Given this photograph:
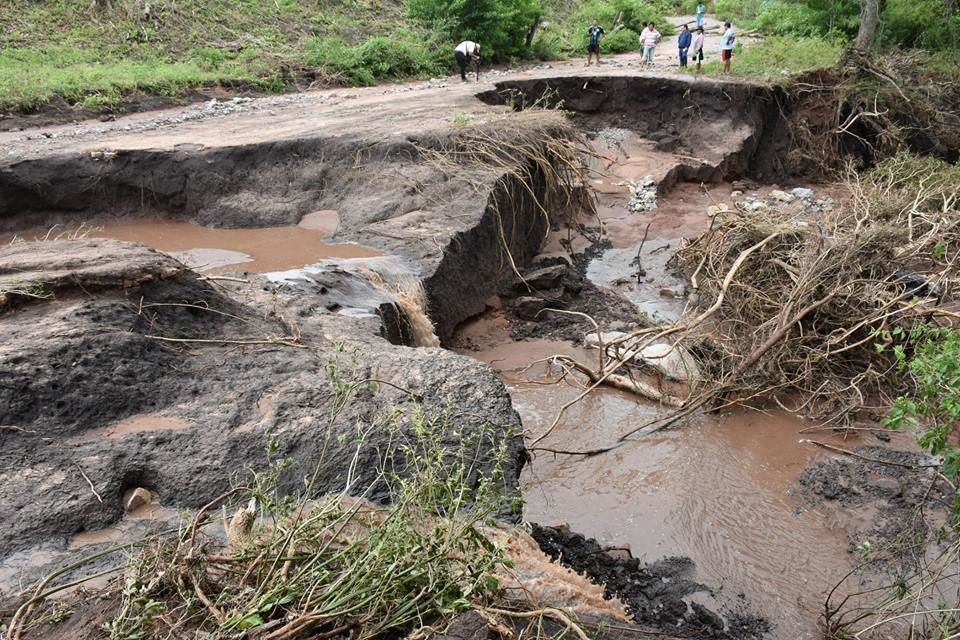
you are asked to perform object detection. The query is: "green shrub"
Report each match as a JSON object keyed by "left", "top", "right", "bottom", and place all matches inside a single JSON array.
[
  {"left": 530, "top": 29, "right": 567, "bottom": 60},
  {"left": 881, "top": 0, "right": 960, "bottom": 50},
  {"left": 570, "top": 0, "right": 673, "bottom": 37},
  {"left": 305, "top": 30, "right": 446, "bottom": 85},
  {"left": 602, "top": 27, "right": 641, "bottom": 53},
  {"left": 406, "top": 0, "right": 543, "bottom": 59},
  {"left": 885, "top": 325, "right": 960, "bottom": 523}
]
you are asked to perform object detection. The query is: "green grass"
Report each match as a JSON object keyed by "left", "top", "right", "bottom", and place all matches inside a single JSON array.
[
  {"left": 0, "top": 0, "right": 433, "bottom": 112},
  {"left": 693, "top": 35, "right": 843, "bottom": 81}
]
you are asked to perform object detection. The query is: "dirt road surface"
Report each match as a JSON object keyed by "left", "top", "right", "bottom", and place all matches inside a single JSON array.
[{"left": 0, "top": 16, "right": 756, "bottom": 164}]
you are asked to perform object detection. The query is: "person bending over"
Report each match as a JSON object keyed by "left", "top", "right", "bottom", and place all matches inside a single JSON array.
[{"left": 454, "top": 40, "right": 480, "bottom": 82}]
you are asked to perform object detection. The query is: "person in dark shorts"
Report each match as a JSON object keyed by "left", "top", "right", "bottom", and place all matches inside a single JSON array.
[
  {"left": 454, "top": 40, "right": 480, "bottom": 82},
  {"left": 720, "top": 21, "right": 735, "bottom": 73},
  {"left": 586, "top": 19, "right": 605, "bottom": 65}
]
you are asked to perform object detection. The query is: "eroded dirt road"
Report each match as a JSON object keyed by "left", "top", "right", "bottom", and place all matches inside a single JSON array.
[{"left": 0, "top": 17, "right": 754, "bottom": 163}]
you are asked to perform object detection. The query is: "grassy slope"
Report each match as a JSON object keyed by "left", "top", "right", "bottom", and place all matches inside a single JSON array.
[{"left": 0, "top": 0, "right": 418, "bottom": 111}]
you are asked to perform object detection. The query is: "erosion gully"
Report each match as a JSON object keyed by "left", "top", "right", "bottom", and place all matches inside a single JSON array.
[
  {"left": 0, "top": 76, "right": 917, "bottom": 638},
  {"left": 7, "top": 151, "right": 891, "bottom": 640}
]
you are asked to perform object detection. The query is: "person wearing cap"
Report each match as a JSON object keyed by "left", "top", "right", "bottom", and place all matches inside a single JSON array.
[{"left": 454, "top": 40, "right": 480, "bottom": 82}]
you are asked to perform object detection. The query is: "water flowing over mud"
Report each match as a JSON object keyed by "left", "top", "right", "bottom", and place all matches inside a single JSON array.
[{"left": 455, "top": 319, "right": 917, "bottom": 639}]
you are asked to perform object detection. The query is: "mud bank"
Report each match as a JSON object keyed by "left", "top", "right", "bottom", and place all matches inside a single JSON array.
[
  {"left": 0, "top": 114, "right": 575, "bottom": 340},
  {"left": 478, "top": 76, "right": 790, "bottom": 184}
]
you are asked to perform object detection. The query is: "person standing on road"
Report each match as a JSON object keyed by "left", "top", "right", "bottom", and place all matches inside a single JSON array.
[
  {"left": 677, "top": 24, "right": 692, "bottom": 67},
  {"left": 691, "top": 26, "right": 705, "bottom": 72},
  {"left": 454, "top": 40, "right": 480, "bottom": 82},
  {"left": 586, "top": 19, "right": 605, "bottom": 65},
  {"left": 720, "top": 21, "right": 735, "bottom": 74},
  {"left": 640, "top": 21, "right": 661, "bottom": 66},
  {"left": 695, "top": 2, "right": 707, "bottom": 29}
]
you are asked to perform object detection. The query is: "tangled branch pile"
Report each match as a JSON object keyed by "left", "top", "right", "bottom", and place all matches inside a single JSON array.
[
  {"left": 543, "top": 153, "right": 960, "bottom": 445},
  {"left": 789, "top": 51, "right": 960, "bottom": 173},
  {"left": 673, "top": 153, "right": 960, "bottom": 426}
]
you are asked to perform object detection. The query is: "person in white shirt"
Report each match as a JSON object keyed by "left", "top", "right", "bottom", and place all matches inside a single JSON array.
[
  {"left": 720, "top": 22, "right": 735, "bottom": 74},
  {"left": 639, "top": 22, "right": 661, "bottom": 66},
  {"left": 691, "top": 26, "right": 705, "bottom": 72},
  {"left": 454, "top": 41, "right": 480, "bottom": 82}
]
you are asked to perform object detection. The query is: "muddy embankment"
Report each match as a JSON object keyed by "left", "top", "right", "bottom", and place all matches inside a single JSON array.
[
  {"left": 0, "top": 76, "right": 806, "bottom": 638},
  {"left": 478, "top": 75, "right": 791, "bottom": 184}
]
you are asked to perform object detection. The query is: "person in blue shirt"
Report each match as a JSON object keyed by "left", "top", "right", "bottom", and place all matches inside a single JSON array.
[
  {"left": 720, "top": 21, "right": 735, "bottom": 74},
  {"left": 677, "top": 24, "right": 692, "bottom": 67}
]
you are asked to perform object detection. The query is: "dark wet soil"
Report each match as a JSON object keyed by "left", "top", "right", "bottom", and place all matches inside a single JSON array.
[
  {"left": 798, "top": 446, "right": 954, "bottom": 559},
  {"left": 531, "top": 525, "right": 769, "bottom": 640}
]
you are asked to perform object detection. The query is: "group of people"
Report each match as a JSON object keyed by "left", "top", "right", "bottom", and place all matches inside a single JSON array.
[
  {"left": 587, "top": 12, "right": 737, "bottom": 74},
  {"left": 453, "top": 8, "right": 737, "bottom": 83}
]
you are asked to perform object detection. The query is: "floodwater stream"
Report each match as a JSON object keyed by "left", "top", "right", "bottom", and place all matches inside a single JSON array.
[
  {"left": 454, "top": 318, "right": 911, "bottom": 639},
  {"left": 452, "top": 131, "right": 908, "bottom": 638}
]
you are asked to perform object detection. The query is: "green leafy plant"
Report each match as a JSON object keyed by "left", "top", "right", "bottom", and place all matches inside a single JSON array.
[
  {"left": 406, "top": 0, "right": 543, "bottom": 58},
  {"left": 884, "top": 326, "right": 960, "bottom": 523}
]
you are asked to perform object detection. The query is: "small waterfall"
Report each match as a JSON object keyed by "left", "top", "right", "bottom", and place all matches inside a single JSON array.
[{"left": 355, "top": 257, "right": 440, "bottom": 348}]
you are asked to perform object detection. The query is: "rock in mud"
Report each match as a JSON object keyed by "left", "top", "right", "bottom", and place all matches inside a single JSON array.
[
  {"left": 768, "top": 189, "right": 795, "bottom": 203},
  {"left": 124, "top": 488, "right": 152, "bottom": 513},
  {"left": 797, "top": 446, "right": 954, "bottom": 565},
  {"left": 515, "top": 264, "right": 568, "bottom": 291},
  {"left": 0, "top": 239, "right": 525, "bottom": 577},
  {"left": 513, "top": 295, "right": 548, "bottom": 320}
]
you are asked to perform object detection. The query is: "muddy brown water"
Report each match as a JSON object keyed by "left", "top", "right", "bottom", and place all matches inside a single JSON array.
[
  {"left": 5, "top": 216, "right": 379, "bottom": 273},
  {"left": 455, "top": 324, "right": 914, "bottom": 638}
]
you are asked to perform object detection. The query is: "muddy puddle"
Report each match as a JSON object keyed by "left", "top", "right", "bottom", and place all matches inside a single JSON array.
[
  {"left": 454, "top": 303, "right": 912, "bottom": 639},
  {"left": 5, "top": 215, "right": 379, "bottom": 273}
]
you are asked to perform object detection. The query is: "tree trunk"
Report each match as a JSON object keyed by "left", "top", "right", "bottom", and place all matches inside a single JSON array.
[{"left": 856, "top": 0, "right": 880, "bottom": 51}]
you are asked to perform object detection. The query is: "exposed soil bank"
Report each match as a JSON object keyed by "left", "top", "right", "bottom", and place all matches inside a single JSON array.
[
  {"left": 478, "top": 76, "right": 789, "bottom": 183},
  {"left": 0, "top": 114, "right": 572, "bottom": 341}
]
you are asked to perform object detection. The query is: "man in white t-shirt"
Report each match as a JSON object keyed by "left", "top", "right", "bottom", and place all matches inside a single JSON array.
[
  {"left": 639, "top": 22, "right": 661, "bottom": 66},
  {"left": 454, "top": 41, "right": 480, "bottom": 82},
  {"left": 720, "top": 22, "right": 735, "bottom": 74}
]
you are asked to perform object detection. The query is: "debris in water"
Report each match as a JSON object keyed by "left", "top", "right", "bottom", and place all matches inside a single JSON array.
[{"left": 624, "top": 175, "right": 658, "bottom": 212}]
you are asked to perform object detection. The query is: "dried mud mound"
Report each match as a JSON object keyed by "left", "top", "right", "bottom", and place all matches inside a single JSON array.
[{"left": 0, "top": 239, "right": 525, "bottom": 574}]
